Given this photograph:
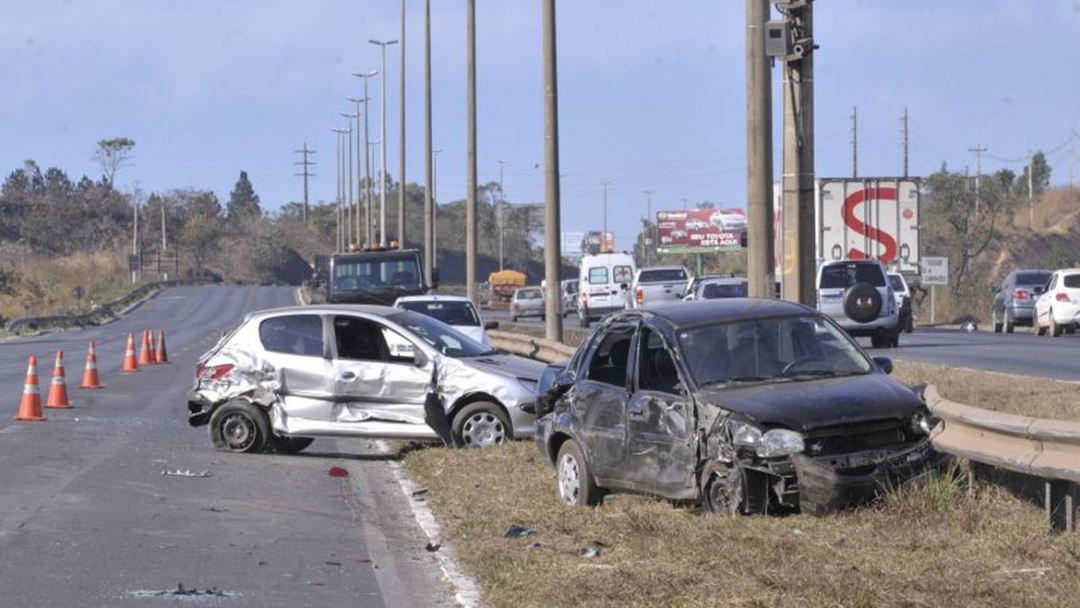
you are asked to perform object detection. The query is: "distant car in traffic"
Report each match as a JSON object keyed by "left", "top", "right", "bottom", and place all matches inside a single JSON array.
[
  {"left": 1033, "top": 268, "right": 1080, "bottom": 337},
  {"left": 683, "top": 276, "right": 748, "bottom": 300},
  {"left": 816, "top": 259, "right": 900, "bottom": 348},
  {"left": 187, "top": 305, "right": 543, "bottom": 452},
  {"left": 533, "top": 299, "right": 948, "bottom": 515},
  {"left": 394, "top": 294, "right": 497, "bottom": 346},
  {"left": 992, "top": 268, "right": 1053, "bottom": 333},
  {"left": 510, "top": 286, "right": 546, "bottom": 322},
  {"left": 887, "top": 272, "right": 914, "bottom": 333},
  {"left": 631, "top": 265, "right": 691, "bottom": 308}
]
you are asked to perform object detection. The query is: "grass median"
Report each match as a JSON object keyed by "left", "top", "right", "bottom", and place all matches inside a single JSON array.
[{"left": 402, "top": 361, "right": 1080, "bottom": 607}]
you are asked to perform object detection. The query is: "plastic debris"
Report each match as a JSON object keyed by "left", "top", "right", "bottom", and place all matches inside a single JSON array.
[
  {"left": 162, "top": 470, "right": 212, "bottom": 478},
  {"left": 503, "top": 525, "right": 538, "bottom": 538},
  {"left": 328, "top": 466, "right": 349, "bottom": 478}
]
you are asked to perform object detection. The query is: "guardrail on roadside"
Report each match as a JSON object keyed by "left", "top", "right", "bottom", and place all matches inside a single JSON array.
[
  {"left": 489, "top": 330, "right": 576, "bottom": 363},
  {"left": 926, "top": 384, "right": 1079, "bottom": 533}
]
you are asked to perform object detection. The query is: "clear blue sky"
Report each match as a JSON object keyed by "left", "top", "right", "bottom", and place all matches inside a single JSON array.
[{"left": 3, "top": 1, "right": 1078, "bottom": 252}]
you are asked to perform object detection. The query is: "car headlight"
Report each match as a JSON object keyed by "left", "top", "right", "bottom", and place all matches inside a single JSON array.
[
  {"left": 732, "top": 422, "right": 804, "bottom": 458},
  {"left": 910, "top": 409, "right": 940, "bottom": 436}
]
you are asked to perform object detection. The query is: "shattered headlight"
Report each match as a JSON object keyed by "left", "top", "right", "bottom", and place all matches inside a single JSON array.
[
  {"left": 910, "top": 409, "right": 940, "bottom": 436},
  {"left": 732, "top": 422, "right": 805, "bottom": 458}
]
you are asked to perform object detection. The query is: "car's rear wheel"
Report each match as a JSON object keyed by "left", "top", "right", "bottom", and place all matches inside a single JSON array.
[
  {"left": 556, "top": 439, "right": 602, "bottom": 507},
  {"left": 1004, "top": 312, "right": 1015, "bottom": 333},
  {"left": 209, "top": 400, "right": 270, "bottom": 454},
  {"left": 992, "top": 310, "right": 1003, "bottom": 333},
  {"left": 268, "top": 436, "right": 314, "bottom": 454},
  {"left": 452, "top": 401, "right": 510, "bottom": 448}
]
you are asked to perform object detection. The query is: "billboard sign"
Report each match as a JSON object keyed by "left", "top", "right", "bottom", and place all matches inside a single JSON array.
[
  {"left": 817, "top": 178, "right": 920, "bottom": 273},
  {"left": 655, "top": 207, "right": 745, "bottom": 254},
  {"left": 581, "top": 231, "right": 615, "bottom": 255}
]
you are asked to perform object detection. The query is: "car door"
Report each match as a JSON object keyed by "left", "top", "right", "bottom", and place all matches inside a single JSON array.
[
  {"left": 329, "top": 314, "right": 432, "bottom": 426},
  {"left": 570, "top": 322, "right": 636, "bottom": 483},
  {"left": 257, "top": 313, "right": 335, "bottom": 415},
  {"left": 1035, "top": 273, "right": 1057, "bottom": 327},
  {"left": 623, "top": 326, "right": 696, "bottom": 497}
]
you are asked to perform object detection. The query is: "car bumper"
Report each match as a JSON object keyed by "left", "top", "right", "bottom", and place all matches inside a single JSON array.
[
  {"left": 791, "top": 440, "right": 951, "bottom": 515},
  {"left": 1050, "top": 302, "right": 1080, "bottom": 325},
  {"left": 1007, "top": 304, "right": 1036, "bottom": 322},
  {"left": 187, "top": 389, "right": 216, "bottom": 427}
]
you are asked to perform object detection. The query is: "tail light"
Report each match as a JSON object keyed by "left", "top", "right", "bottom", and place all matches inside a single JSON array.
[
  {"left": 636, "top": 288, "right": 644, "bottom": 305},
  {"left": 195, "top": 363, "right": 235, "bottom": 381},
  {"left": 512, "top": 302, "right": 519, "bottom": 310},
  {"left": 581, "top": 292, "right": 589, "bottom": 308},
  {"left": 1056, "top": 293, "right": 1071, "bottom": 302},
  {"left": 1012, "top": 289, "right": 1030, "bottom": 301}
]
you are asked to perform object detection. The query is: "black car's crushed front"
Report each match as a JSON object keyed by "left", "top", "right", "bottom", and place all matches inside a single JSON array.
[{"left": 535, "top": 298, "right": 949, "bottom": 515}]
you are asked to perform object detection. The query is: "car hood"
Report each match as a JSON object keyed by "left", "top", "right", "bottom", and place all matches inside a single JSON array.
[
  {"left": 459, "top": 352, "right": 546, "bottom": 381},
  {"left": 697, "top": 373, "right": 921, "bottom": 432}
]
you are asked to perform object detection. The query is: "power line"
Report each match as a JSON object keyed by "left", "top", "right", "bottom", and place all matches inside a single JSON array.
[{"left": 293, "top": 143, "right": 317, "bottom": 227}]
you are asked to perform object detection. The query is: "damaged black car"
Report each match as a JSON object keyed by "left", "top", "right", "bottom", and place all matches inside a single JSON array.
[{"left": 534, "top": 299, "right": 949, "bottom": 515}]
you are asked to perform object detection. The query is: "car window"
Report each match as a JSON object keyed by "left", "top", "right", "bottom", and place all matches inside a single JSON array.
[
  {"left": 701, "top": 282, "right": 747, "bottom": 299},
  {"left": 888, "top": 275, "right": 906, "bottom": 292},
  {"left": 588, "top": 267, "right": 609, "bottom": 284},
  {"left": 1063, "top": 274, "right": 1080, "bottom": 289},
  {"left": 819, "top": 263, "right": 885, "bottom": 289},
  {"left": 613, "top": 265, "right": 634, "bottom": 283},
  {"left": 637, "top": 328, "right": 681, "bottom": 394},
  {"left": 398, "top": 300, "right": 480, "bottom": 326},
  {"left": 585, "top": 327, "right": 634, "bottom": 387},
  {"left": 259, "top": 314, "right": 324, "bottom": 357},
  {"left": 333, "top": 316, "right": 387, "bottom": 361},
  {"left": 1016, "top": 271, "right": 1051, "bottom": 285},
  {"left": 386, "top": 310, "right": 492, "bottom": 357},
  {"left": 638, "top": 268, "right": 687, "bottom": 282}
]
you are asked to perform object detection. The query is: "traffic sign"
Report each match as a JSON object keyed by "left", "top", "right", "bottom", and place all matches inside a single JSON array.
[{"left": 922, "top": 256, "right": 948, "bottom": 286}]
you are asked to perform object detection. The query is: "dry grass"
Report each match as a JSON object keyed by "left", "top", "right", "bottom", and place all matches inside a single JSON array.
[
  {"left": 402, "top": 361, "right": 1080, "bottom": 607},
  {"left": 0, "top": 249, "right": 131, "bottom": 321}
]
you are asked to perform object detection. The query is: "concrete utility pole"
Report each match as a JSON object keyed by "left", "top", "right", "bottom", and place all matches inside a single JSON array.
[
  {"left": 780, "top": 0, "right": 816, "bottom": 306},
  {"left": 352, "top": 70, "right": 378, "bottom": 245},
  {"left": 745, "top": 0, "right": 774, "bottom": 299},
  {"left": 969, "top": 144, "right": 986, "bottom": 215},
  {"left": 347, "top": 97, "right": 365, "bottom": 245},
  {"left": 1029, "top": 151, "right": 1035, "bottom": 229},
  {"left": 497, "top": 158, "right": 507, "bottom": 270},
  {"left": 332, "top": 127, "right": 348, "bottom": 252},
  {"left": 370, "top": 38, "right": 398, "bottom": 246},
  {"left": 398, "top": 0, "right": 407, "bottom": 246},
  {"left": 543, "top": 0, "right": 563, "bottom": 340},
  {"left": 423, "top": 0, "right": 434, "bottom": 286},
  {"left": 294, "top": 143, "right": 316, "bottom": 227},
  {"left": 466, "top": 0, "right": 478, "bottom": 302},
  {"left": 433, "top": 148, "right": 442, "bottom": 269},
  {"left": 643, "top": 190, "right": 655, "bottom": 266},
  {"left": 602, "top": 181, "right": 611, "bottom": 253}
]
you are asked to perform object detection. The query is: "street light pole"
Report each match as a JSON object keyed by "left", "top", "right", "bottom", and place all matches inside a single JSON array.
[
  {"left": 352, "top": 70, "right": 378, "bottom": 245},
  {"left": 433, "top": 148, "right": 442, "bottom": 268},
  {"left": 424, "top": 0, "right": 434, "bottom": 286},
  {"left": 399, "top": 0, "right": 407, "bottom": 246},
  {"left": 331, "top": 128, "right": 348, "bottom": 252},
  {"left": 496, "top": 158, "right": 507, "bottom": 270},
  {"left": 346, "top": 98, "right": 365, "bottom": 246},
  {"left": 369, "top": 38, "right": 399, "bottom": 246},
  {"left": 339, "top": 112, "right": 355, "bottom": 249}
]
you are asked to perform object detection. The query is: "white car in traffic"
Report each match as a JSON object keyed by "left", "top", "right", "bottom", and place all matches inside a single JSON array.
[
  {"left": 394, "top": 294, "right": 496, "bottom": 345},
  {"left": 1033, "top": 268, "right": 1080, "bottom": 337}
]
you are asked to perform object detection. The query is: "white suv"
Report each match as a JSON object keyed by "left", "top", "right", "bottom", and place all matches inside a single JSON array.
[{"left": 816, "top": 259, "right": 900, "bottom": 348}]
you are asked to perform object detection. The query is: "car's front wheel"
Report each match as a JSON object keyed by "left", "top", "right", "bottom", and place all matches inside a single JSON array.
[
  {"left": 452, "top": 401, "right": 510, "bottom": 448},
  {"left": 992, "top": 310, "right": 1003, "bottom": 333},
  {"left": 1050, "top": 312, "right": 1062, "bottom": 337},
  {"left": 702, "top": 462, "right": 747, "bottom": 515},
  {"left": 556, "top": 439, "right": 603, "bottom": 507},
  {"left": 209, "top": 399, "right": 270, "bottom": 453}
]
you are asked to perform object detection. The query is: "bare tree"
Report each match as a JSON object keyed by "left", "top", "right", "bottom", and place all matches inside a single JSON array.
[{"left": 93, "top": 137, "right": 136, "bottom": 187}]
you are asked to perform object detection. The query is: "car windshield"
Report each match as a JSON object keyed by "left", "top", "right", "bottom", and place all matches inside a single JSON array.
[
  {"left": 888, "top": 275, "right": 906, "bottom": 292},
  {"left": 676, "top": 313, "right": 874, "bottom": 388},
  {"left": 386, "top": 310, "right": 494, "bottom": 357},
  {"left": 639, "top": 268, "right": 686, "bottom": 282},
  {"left": 1016, "top": 271, "right": 1052, "bottom": 286},
  {"left": 398, "top": 300, "right": 480, "bottom": 326}
]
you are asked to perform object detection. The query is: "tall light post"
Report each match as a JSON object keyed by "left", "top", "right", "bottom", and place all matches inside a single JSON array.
[
  {"left": 352, "top": 70, "right": 378, "bottom": 245},
  {"left": 347, "top": 98, "right": 365, "bottom": 246},
  {"left": 423, "top": 0, "right": 434, "bottom": 285},
  {"left": 398, "top": 0, "right": 407, "bottom": 246},
  {"left": 369, "top": 38, "right": 399, "bottom": 246},
  {"left": 331, "top": 127, "right": 349, "bottom": 252},
  {"left": 643, "top": 190, "right": 655, "bottom": 266},
  {"left": 602, "top": 181, "right": 612, "bottom": 253},
  {"left": 338, "top": 112, "right": 355, "bottom": 248},
  {"left": 496, "top": 159, "right": 507, "bottom": 270}
]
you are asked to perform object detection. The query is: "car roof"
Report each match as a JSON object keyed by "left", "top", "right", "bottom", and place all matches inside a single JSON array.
[
  {"left": 245, "top": 304, "right": 403, "bottom": 321},
  {"left": 613, "top": 298, "right": 813, "bottom": 328}
]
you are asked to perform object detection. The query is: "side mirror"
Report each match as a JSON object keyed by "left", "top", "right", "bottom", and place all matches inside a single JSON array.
[
  {"left": 1034, "top": 286, "right": 1045, "bottom": 295},
  {"left": 484, "top": 321, "right": 499, "bottom": 330},
  {"left": 872, "top": 356, "right": 893, "bottom": 375}
]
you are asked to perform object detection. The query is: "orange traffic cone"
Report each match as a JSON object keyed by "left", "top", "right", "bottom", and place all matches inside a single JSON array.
[
  {"left": 138, "top": 329, "right": 154, "bottom": 366},
  {"left": 45, "top": 350, "right": 71, "bottom": 408},
  {"left": 121, "top": 332, "right": 140, "bottom": 372},
  {"left": 80, "top": 341, "right": 104, "bottom": 389},
  {"left": 148, "top": 330, "right": 158, "bottom": 364},
  {"left": 155, "top": 330, "right": 169, "bottom": 364},
  {"left": 14, "top": 356, "right": 46, "bottom": 421}
]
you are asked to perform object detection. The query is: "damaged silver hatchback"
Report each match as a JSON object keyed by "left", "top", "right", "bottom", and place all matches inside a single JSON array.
[
  {"left": 188, "top": 305, "right": 544, "bottom": 452},
  {"left": 535, "top": 299, "right": 949, "bottom": 515}
]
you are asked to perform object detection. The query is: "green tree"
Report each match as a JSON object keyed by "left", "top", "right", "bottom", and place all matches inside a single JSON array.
[
  {"left": 227, "top": 170, "right": 262, "bottom": 221},
  {"left": 1013, "top": 151, "right": 1052, "bottom": 199},
  {"left": 93, "top": 137, "right": 136, "bottom": 187}
]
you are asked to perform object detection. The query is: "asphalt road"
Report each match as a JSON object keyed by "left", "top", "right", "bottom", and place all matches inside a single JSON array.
[{"left": 0, "top": 285, "right": 454, "bottom": 608}]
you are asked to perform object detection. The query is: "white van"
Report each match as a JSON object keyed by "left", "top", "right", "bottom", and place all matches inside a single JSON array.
[{"left": 577, "top": 252, "right": 636, "bottom": 328}]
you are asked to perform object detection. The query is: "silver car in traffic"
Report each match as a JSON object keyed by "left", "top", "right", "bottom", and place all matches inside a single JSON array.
[{"left": 187, "top": 305, "right": 544, "bottom": 452}]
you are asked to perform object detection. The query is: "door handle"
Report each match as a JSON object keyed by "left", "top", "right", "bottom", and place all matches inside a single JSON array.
[{"left": 341, "top": 371, "right": 356, "bottom": 380}]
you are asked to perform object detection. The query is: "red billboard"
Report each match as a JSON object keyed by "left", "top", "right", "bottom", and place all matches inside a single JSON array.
[{"left": 655, "top": 207, "right": 745, "bottom": 253}]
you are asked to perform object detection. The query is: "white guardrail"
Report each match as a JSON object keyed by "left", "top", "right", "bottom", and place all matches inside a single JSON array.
[
  {"left": 926, "top": 385, "right": 1080, "bottom": 533},
  {"left": 493, "top": 329, "right": 1080, "bottom": 533}
]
